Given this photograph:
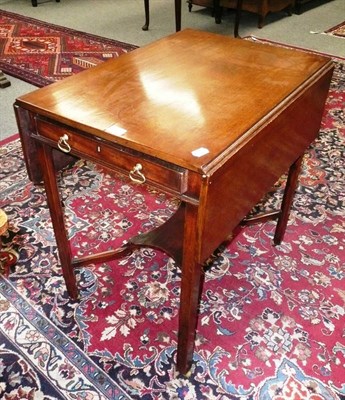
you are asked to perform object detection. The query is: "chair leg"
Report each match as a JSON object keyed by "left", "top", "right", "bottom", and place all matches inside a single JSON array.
[
  {"left": 214, "top": 0, "right": 222, "bottom": 24},
  {"left": 174, "top": 0, "right": 182, "bottom": 31},
  {"left": 234, "top": 0, "right": 243, "bottom": 37},
  {"left": 258, "top": 15, "right": 264, "bottom": 28},
  {"left": 142, "top": 0, "right": 181, "bottom": 32},
  {"left": 142, "top": 0, "right": 150, "bottom": 30}
]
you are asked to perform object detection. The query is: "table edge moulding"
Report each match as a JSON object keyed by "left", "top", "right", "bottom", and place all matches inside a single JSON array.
[{"left": 14, "top": 29, "right": 334, "bottom": 374}]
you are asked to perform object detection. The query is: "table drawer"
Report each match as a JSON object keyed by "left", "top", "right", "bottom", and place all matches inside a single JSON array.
[{"left": 35, "top": 119, "right": 188, "bottom": 195}]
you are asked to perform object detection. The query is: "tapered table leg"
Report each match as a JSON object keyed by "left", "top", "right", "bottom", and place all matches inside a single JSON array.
[
  {"left": 37, "top": 142, "right": 202, "bottom": 372},
  {"left": 241, "top": 155, "right": 304, "bottom": 245},
  {"left": 274, "top": 155, "right": 304, "bottom": 245},
  {"left": 176, "top": 203, "right": 204, "bottom": 374},
  {"left": 38, "top": 143, "right": 79, "bottom": 299}
]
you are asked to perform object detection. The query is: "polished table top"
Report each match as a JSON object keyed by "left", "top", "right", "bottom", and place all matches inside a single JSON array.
[{"left": 16, "top": 29, "right": 331, "bottom": 175}]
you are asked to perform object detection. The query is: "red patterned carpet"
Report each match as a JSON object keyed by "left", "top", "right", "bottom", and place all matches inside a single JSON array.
[
  {"left": 1, "top": 68, "right": 344, "bottom": 396},
  {"left": 0, "top": 10, "right": 138, "bottom": 87},
  {"left": 325, "top": 21, "right": 345, "bottom": 38}
]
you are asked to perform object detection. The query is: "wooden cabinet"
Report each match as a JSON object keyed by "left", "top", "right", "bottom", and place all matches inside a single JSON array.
[
  {"left": 218, "top": 0, "right": 294, "bottom": 28},
  {"left": 294, "top": 0, "right": 324, "bottom": 14},
  {"left": 187, "top": 0, "right": 215, "bottom": 11}
]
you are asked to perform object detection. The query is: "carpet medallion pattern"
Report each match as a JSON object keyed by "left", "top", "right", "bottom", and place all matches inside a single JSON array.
[{"left": 0, "top": 10, "right": 138, "bottom": 87}]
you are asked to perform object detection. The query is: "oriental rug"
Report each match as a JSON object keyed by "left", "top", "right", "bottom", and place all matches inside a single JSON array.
[
  {"left": 325, "top": 20, "right": 345, "bottom": 38},
  {"left": 0, "top": 10, "right": 138, "bottom": 87},
  {"left": 1, "top": 44, "right": 345, "bottom": 400}
]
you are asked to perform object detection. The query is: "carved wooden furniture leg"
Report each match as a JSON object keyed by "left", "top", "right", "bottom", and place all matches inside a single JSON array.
[
  {"left": 258, "top": 17, "right": 264, "bottom": 28},
  {"left": 287, "top": 3, "right": 292, "bottom": 15},
  {"left": 0, "top": 71, "right": 11, "bottom": 88},
  {"left": 142, "top": 0, "right": 150, "bottom": 30},
  {"left": 143, "top": 0, "right": 181, "bottom": 32},
  {"left": 234, "top": 0, "right": 243, "bottom": 37},
  {"left": 214, "top": 0, "right": 222, "bottom": 23},
  {"left": 175, "top": 0, "right": 182, "bottom": 31}
]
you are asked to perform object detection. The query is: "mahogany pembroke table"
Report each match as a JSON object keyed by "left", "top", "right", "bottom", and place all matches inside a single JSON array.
[{"left": 14, "top": 30, "right": 333, "bottom": 374}]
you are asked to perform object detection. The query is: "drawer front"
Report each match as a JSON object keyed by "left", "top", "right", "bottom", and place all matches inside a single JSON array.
[{"left": 35, "top": 119, "right": 188, "bottom": 195}]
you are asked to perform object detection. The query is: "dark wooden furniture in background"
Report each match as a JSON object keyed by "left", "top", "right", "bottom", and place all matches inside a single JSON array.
[
  {"left": 143, "top": 0, "right": 181, "bottom": 31},
  {"left": 15, "top": 29, "right": 333, "bottom": 374},
  {"left": 146, "top": 0, "right": 242, "bottom": 37},
  {"left": 31, "top": 0, "right": 60, "bottom": 6},
  {"left": 216, "top": 0, "right": 294, "bottom": 28},
  {"left": 294, "top": 0, "right": 329, "bottom": 14},
  {"left": 294, "top": 0, "right": 308, "bottom": 13},
  {"left": 187, "top": 0, "right": 215, "bottom": 12}
]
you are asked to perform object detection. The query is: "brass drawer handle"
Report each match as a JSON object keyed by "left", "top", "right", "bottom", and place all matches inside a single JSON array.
[
  {"left": 129, "top": 163, "right": 146, "bottom": 184},
  {"left": 58, "top": 134, "right": 71, "bottom": 153}
]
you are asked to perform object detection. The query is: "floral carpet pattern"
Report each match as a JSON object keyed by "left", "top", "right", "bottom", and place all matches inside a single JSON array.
[
  {"left": 0, "top": 10, "right": 138, "bottom": 87},
  {"left": 1, "top": 49, "right": 345, "bottom": 400}
]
